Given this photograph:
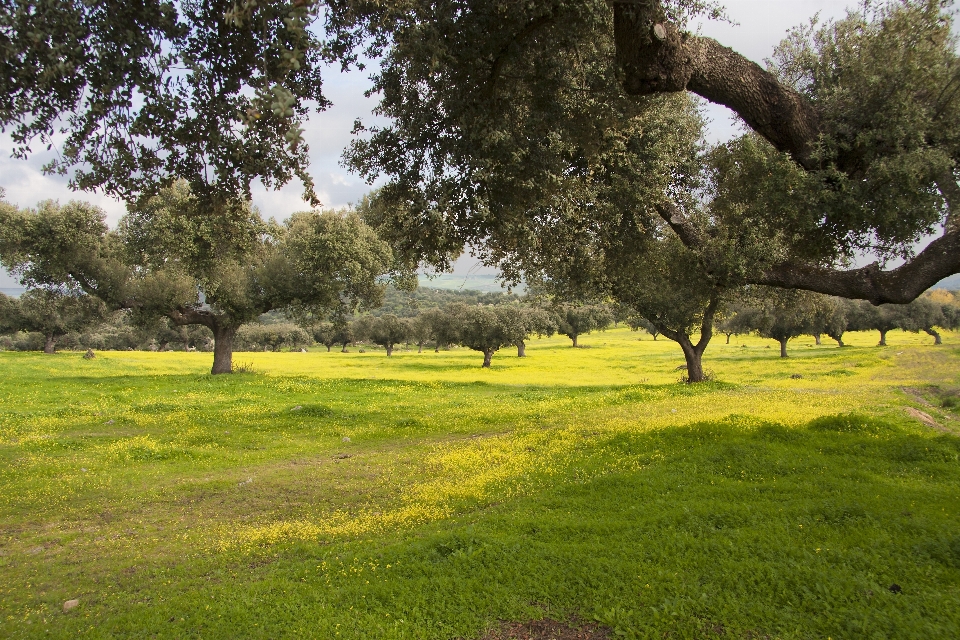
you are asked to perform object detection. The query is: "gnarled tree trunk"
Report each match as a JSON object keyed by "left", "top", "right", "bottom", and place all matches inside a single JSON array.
[
  {"left": 43, "top": 333, "right": 56, "bottom": 354},
  {"left": 878, "top": 330, "right": 888, "bottom": 346},
  {"left": 828, "top": 332, "right": 845, "bottom": 347},
  {"left": 482, "top": 349, "right": 494, "bottom": 368},
  {"left": 657, "top": 295, "right": 720, "bottom": 384},
  {"left": 385, "top": 344, "right": 394, "bottom": 356},
  {"left": 925, "top": 327, "right": 943, "bottom": 345},
  {"left": 676, "top": 334, "right": 706, "bottom": 383},
  {"left": 779, "top": 338, "right": 789, "bottom": 358},
  {"left": 570, "top": 334, "right": 579, "bottom": 348},
  {"left": 813, "top": 334, "right": 821, "bottom": 345},
  {"left": 517, "top": 341, "right": 526, "bottom": 357},
  {"left": 211, "top": 324, "right": 238, "bottom": 374}
]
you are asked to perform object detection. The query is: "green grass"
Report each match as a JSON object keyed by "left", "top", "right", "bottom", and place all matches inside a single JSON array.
[{"left": 1, "top": 328, "right": 959, "bottom": 638}]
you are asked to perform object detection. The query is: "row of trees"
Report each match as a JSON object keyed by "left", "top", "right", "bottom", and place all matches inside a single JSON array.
[
  {"left": 719, "top": 290, "right": 960, "bottom": 357},
  {"left": 312, "top": 303, "right": 613, "bottom": 366}
]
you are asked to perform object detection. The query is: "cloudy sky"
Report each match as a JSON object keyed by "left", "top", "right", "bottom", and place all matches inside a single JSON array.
[{"left": 0, "top": 1, "right": 854, "bottom": 287}]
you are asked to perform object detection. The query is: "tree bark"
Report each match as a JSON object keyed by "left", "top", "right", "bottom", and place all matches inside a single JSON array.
[
  {"left": 779, "top": 338, "right": 789, "bottom": 358},
  {"left": 725, "top": 333, "right": 731, "bottom": 344},
  {"left": 385, "top": 344, "right": 394, "bottom": 356},
  {"left": 813, "top": 334, "right": 821, "bottom": 346},
  {"left": 878, "top": 330, "right": 888, "bottom": 346},
  {"left": 482, "top": 349, "right": 494, "bottom": 368},
  {"left": 571, "top": 334, "right": 579, "bottom": 348},
  {"left": 676, "top": 334, "right": 706, "bottom": 382},
  {"left": 925, "top": 327, "right": 943, "bottom": 345},
  {"left": 828, "top": 332, "right": 845, "bottom": 347},
  {"left": 211, "top": 325, "right": 238, "bottom": 374},
  {"left": 326, "top": 345, "right": 332, "bottom": 352},
  {"left": 341, "top": 343, "right": 349, "bottom": 353},
  {"left": 418, "top": 342, "right": 424, "bottom": 353},
  {"left": 43, "top": 333, "right": 56, "bottom": 354},
  {"left": 613, "top": 3, "right": 820, "bottom": 168},
  {"left": 517, "top": 341, "right": 526, "bottom": 357}
]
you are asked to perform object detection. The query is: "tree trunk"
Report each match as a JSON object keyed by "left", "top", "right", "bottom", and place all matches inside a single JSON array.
[
  {"left": 482, "top": 349, "right": 493, "bottom": 368},
  {"left": 925, "top": 327, "right": 943, "bottom": 345},
  {"left": 386, "top": 344, "right": 393, "bottom": 356},
  {"left": 517, "top": 341, "right": 526, "bottom": 357},
  {"left": 211, "top": 325, "right": 238, "bottom": 375},
  {"left": 326, "top": 345, "right": 331, "bottom": 352},
  {"left": 418, "top": 342, "right": 424, "bottom": 353},
  {"left": 813, "top": 334, "right": 821, "bottom": 345},
  {"left": 341, "top": 343, "right": 349, "bottom": 353},
  {"left": 878, "top": 330, "right": 888, "bottom": 346},
  {"left": 725, "top": 333, "right": 731, "bottom": 344},
  {"left": 677, "top": 335, "right": 706, "bottom": 383},
  {"left": 43, "top": 333, "right": 56, "bottom": 354},
  {"left": 571, "top": 334, "right": 579, "bottom": 348},
  {"left": 829, "top": 333, "right": 845, "bottom": 347},
  {"left": 779, "top": 338, "right": 789, "bottom": 358}
]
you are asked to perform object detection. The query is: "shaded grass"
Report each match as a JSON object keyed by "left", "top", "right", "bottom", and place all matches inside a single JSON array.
[{"left": 0, "top": 328, "right": 958, "bottom": 638}]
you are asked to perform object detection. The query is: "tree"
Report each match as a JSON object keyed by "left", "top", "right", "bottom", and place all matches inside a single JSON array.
[
  {"left": 749, "top": 289, "right": 823, "bottom": 358},
  {"left": 555, "top": 305, "right": 612, "bottom": 348},
  {"left": 514, "top": 306, "right": 557, "bottom": 357},
  {"left": 0, "top": 188, "right": 393, "bottom": 373},
  {"left": 629, "top": 317, "right": 660, "bottom": 341},
  {"left": 313, "top": 322, "right": 339, "bottom": 352},
  {"left": 455, "top": 305, "right": 513, "bottom": 368},
  {"left": 406, "top": 314, "right": 434, "bottom": 353},
  {"left": 715, "top": 305, "right": 762, "bottom": 346},
  {"left": 366, "top": 314, "right": 408, "bottom": 356},
  {"left": 608, "top": 236, "right": 725, "bottom": 381},
  {"left": 807, "top": 296, "right": 848, "bottom": 347},
  {"left": 895, "top": 295, "right": 948, "bottom": 345},
  {"left": 420, "top": 307, "right": 462, "bottom": 352},
  {"left": 847, "top": 301, "right": 900, "bottom": 347},
  {"left": 1, "top": 288, "right": 108, "bottom": 353}
]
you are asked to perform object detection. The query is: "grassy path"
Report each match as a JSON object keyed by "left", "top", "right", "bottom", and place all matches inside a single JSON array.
[{"left": 1, "top": 328, "right": 959, "bottom": 638}]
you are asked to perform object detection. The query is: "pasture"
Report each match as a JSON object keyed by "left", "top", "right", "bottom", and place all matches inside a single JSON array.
[{"left": 1, "top": 327, "right": 959, "bottom": 638}]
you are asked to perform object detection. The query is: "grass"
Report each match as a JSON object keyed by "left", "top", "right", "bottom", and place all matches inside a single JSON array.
[{"left": 0, "top": 327, "right": 959, "bottom": 638}]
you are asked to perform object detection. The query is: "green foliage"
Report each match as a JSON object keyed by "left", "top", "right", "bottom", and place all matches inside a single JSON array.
[
  {"left": 0, "top": 0, "right": 328, "bottom": 205},
  {"left": 235, "top": 323, "right": 311, "bottom": 352}
]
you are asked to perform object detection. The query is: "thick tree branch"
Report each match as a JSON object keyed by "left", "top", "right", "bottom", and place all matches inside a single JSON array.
[
  {"left": 695, "top": 294, "right": 719, "bottom": 353},
  {"left": 167, "top": 307, "right": 219, "bottom": 330},
  {"left": 756, "top": 230, "right": 960, "bottom": 304},
  {"left": 654, "top": 199, "right": 960, "bottom": 304},
  {"left": 613, "top": 3, "right": 821, "bottom": 169}
]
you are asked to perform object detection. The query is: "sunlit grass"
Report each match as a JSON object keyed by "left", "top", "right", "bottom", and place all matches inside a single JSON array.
[{"left": 0, "top": 327, "right": 958, "bottom": 638}]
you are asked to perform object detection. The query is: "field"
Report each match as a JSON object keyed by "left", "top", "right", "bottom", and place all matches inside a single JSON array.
[{"left": 1, "top": 327, "right": 959, "bottom": 639}]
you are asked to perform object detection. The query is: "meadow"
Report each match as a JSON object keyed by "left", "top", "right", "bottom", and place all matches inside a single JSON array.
[{"left": 1, "top": 327, "right": 959, "bottom": 639}]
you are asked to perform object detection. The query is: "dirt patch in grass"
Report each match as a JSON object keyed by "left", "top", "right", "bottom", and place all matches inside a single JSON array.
[{"left": 479, "top": 618, "right": 611, "bottom": 640}]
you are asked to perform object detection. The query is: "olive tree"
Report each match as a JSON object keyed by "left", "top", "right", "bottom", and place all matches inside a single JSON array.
[{"left": 0, "top": 187, "right": 393, "bottom": 373}]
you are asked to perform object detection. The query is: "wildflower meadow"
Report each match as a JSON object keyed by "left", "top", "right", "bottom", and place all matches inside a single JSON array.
[{"left": 1, "top": 327, "right": 959, "bottom": 638}]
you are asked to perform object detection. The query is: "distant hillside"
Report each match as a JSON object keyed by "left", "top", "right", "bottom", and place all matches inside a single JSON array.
[
  {"left": 933, "top": 274, "right": 960, "bottom": 291},
  {"left": 419, "top": 273, "right": 523, "bottom": 293}
]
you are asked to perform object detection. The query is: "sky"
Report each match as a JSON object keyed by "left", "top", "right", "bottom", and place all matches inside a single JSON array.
[{"left": 0, "top": 1, "right": 855, "bottom": 289}]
